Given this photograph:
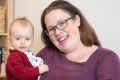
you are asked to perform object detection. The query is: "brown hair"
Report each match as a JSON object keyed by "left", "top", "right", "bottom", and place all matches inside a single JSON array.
[
  {"left": 9, "top": 17, "right": 34, "bottom": 36},
  {"left": 41, "top": 0, "right": 101, "bottom": 49}
]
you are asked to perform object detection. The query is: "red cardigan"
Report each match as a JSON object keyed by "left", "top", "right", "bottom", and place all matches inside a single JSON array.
[{"left": 6, "top": 50, "right": 39, "bottom": 80}]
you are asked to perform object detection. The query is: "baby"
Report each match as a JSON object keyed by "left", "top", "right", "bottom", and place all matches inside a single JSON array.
[{"left": 6, "top": 17, "right": 49, "bottom": 80}]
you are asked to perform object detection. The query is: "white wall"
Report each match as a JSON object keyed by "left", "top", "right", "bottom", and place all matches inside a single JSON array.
[{"left": 14, "top": 0, "right": 120, "bottom": 56}]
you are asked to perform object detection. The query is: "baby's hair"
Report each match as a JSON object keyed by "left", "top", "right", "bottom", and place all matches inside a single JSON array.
[{"left": 9, "top": 17, "right": 34, "bottom": 36}]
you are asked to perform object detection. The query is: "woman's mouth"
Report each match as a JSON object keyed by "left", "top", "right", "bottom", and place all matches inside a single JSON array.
[{"left": 57, "top": 35, "right": 69, "bottom": 44}]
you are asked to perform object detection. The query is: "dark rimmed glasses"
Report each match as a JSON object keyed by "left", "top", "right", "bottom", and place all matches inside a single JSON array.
[{"left": 45, "top": 16, "right": 74, "bottom": 36}]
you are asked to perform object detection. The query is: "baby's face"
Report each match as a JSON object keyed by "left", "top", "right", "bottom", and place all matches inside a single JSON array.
[{"left": 10, "top": 23, "right": 34, "bottom": 53}]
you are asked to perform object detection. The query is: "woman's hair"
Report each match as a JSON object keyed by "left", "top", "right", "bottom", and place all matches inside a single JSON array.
[{"left": 41, "top": 0, "right": 101, "bottom": 49}]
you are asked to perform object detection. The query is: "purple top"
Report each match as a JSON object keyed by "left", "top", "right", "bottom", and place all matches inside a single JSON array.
[{"left": 37, "top": 47, "right": 120, "bottom": 80}]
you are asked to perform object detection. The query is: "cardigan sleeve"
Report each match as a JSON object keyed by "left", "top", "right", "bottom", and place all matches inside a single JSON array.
[
  {"left": 96, "top": 51, "right": 120, "bottom": 80},
  {"left": 6, "top": 52, "right": 39, "bottom": 80}
]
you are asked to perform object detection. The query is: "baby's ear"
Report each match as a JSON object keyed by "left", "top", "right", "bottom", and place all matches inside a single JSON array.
[
  {"left": 8, "top": 36, "right": 12, "bottom": 47},
  {"left": 8, "top": 36, "right": 10, "bottom": 41},
  {"left": 8, "top": 36, "right": 12, "bottom": 43}
]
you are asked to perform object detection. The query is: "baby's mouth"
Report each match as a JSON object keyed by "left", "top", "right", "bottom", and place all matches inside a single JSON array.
[{"left": 20, "top": 46, "right": 26, "bottom": 49}]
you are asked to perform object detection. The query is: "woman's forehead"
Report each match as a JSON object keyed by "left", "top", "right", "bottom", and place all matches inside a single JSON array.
[{"left": 44, "top": 9, "right": 71, "bottom": 26}]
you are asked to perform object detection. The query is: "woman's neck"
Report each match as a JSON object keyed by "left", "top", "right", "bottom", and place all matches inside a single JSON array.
[{"left": 65, "top": 45, "right": 98, "bottom": 63}]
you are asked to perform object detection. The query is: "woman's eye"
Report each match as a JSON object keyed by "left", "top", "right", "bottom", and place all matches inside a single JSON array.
[
  {"left": 48, "top": 27, "right": 55, "bottom": 32},
  {"left": 58, "top": 21, "right": 66, "bottom": 27}
]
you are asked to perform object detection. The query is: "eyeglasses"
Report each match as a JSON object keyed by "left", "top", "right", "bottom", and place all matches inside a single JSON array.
[{"left": 45, "top": 16, "right": 74, "bottom": 36}]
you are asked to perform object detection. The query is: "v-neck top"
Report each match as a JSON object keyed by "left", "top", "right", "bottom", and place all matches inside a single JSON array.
[{"left": 37, "top": 47, "right": 120, "bottom": 80}]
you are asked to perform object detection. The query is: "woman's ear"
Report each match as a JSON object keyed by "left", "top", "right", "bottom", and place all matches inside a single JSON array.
[{"left": 75, "top": 15, "right": 80, "bottom": 27}]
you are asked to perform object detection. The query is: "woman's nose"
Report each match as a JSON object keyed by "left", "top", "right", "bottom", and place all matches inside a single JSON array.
[{"left": 54, "top": 28, "right": 62, "bottom": 35}]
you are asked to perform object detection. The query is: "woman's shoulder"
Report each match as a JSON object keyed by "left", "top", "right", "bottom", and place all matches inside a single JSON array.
[
  {"left": 37, "top": 47, "right": 57, "bottom": 57},
  {"left": 37, "top": 47, "right": 59, "bottom": 64},
  {"left": 95, "top": 47, "right": 119, "bottom": 63},
  {"left": 97, "top": 47, "right": 119, "bottom": 57},
  {"left": 38, "top": 47, "right": 53, "bottom": 54}
]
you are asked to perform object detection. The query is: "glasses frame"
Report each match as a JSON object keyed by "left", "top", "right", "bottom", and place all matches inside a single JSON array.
[{"left": 45, "top": 16, "right": 74, "bottom": 36}]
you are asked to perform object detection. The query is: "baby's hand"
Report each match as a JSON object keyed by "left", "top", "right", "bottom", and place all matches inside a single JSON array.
[{"left": 38, "top": 64, "right": 49, "bottom": 74}]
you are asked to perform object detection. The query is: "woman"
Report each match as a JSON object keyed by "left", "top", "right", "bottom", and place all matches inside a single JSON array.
[{"left": 37, "top": 0, "right": 120, "bottom": 80}]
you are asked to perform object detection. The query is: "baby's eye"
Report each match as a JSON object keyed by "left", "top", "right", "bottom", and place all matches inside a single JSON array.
[
  {"left": 16, "top": 37, "right": 20, "bottom": 40},
  {"left": 26, "top": 38, "right": 30, "bottom": 40}
]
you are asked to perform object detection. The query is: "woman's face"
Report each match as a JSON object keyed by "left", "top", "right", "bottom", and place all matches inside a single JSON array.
[{"left": 45, "top": 9, "right": 81, "bottom": 53}]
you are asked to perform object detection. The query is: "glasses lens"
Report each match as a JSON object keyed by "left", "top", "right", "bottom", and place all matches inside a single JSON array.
[
  {"left": 45, "top": 16, "right": 73, "bottom": 36},
  {"left": 57, "top": 21, "right": 68, "bottom": 30},
  {"left": 45, "top": 28, "right": 54, "bottom": 36},
  {"left": 49, "top": 29, "right": 55, "bottom": 35}
]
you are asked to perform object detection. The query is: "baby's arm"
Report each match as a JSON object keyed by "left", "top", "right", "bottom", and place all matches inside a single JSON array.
[{"left": 6, "top": 52, "right": 40, "bottom": 80}]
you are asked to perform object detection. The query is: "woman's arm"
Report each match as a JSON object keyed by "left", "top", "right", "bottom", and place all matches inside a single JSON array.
[{"left": 96, "top": 51, "right": 120, "bottom": 80}]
